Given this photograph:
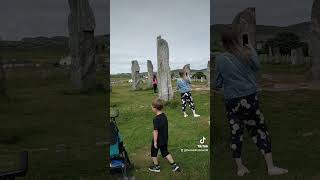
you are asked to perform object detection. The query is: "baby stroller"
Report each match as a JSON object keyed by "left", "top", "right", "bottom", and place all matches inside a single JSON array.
[{"left": 109, "top": 109, "right": 132, "bottom": 177}]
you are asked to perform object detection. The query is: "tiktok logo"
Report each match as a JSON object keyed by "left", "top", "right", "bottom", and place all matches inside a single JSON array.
[{"left": 200, "top": 137, "right": 206, "bottom": 144}]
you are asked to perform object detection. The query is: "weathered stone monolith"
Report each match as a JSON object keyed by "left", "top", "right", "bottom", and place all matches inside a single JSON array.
[
  {"left": 310, "top": 0, "right": 320, "bottom": 80},
  {"left": 232, "top": 7, "right": 256, "bottom": 48},
  {"left": 131, "top": 60, "right": 141, "bottom": 90},
  {"left": 207, "top": 60, "right": 210, "bottom": 87},
  {"left": 182, "top": 64, "right": 191, "bottom": 80},
  {"left": 291, "top": 48, "right": 304, "bottom": 65},
  {"left": 286, "top": 54, "right": 291, "bottom": 64},
  {"left": 0, "top": 59, "right": 5, "bottom": 94},
  {"left": 147, "top": 60, "right": 154, "bottom": 88},
  {"left": 68, "top": 0, "right": 96, "bottom": 91},
  {"left": 157, "top": 36, "right": 173, "bottom": 101},
  {"left": 267, "top": 47, "right": 273, "bottom": 64},
  {"left": 273, "top": 47, "right": 281, "bottom": 64},
  {"left": 268, "top": 46, "right": 273, "bottom": 57}
]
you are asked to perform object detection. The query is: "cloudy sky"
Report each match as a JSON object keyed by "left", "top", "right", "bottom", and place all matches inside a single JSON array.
[
  {"left": 0, "top": 0, "right": 109, "bottom": 40},
  {"left": 110, "top": 0, "right": 210, "bottom": 74},
  {"left": 211, "top": 0, "right": 314, "bottom": 26}
]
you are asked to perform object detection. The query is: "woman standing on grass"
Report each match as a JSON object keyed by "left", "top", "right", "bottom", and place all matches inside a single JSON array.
[
  {"left": 152, "top": 75, "right": 158, "bottom": 93},
  {"left": 214, "top": 28, "right": 288, "bottom": 176}
]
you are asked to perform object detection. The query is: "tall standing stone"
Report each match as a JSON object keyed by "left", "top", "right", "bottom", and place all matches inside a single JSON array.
[
  {"left": 0, "top": 59, "right": 5, "bottom": 95},
  {"left": 131, "top": 60, "right": 141, "bottom": 90},
  {"left": 291, "top": 48, "right": 304, "bottom": 65},
  {"left": 182, "top": 64, "right": 191, "bottom": 80},
  {"left": 273, "top": 47, "right": 281, "bottom": 64},
  {"left": 147, "top": 60, "right": 154, "bottom": 88},
  {"left": 157, "top": 36, "right": 173, "bottom": 101},
  {"left": 232, "top": 7, "right": 256, "bottom": 48},
  {"left": 310, "top": 0, "right": 320, "bottom": 80},
  {"left": 207, "top": 60, "right": 210, "bottom": 87},
  {"left": 268, "top": 46, "right": 273, "bottom": 57},
  {"left": 267, "top": 47, "right": 273, "bottom": 64},
  {"left": 68, "top": 0, "right": 96, "bottom": 91},
  {"left": 286, "top": 54, "right": 291, "bottom": 64}
]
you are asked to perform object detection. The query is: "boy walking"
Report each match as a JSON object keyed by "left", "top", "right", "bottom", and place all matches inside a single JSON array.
[
  {"left": 177, "top": 71, "right": 200, "bottom": 118},
  {"left": 148, "top": 98, "right": 180, "bottom": 173}
]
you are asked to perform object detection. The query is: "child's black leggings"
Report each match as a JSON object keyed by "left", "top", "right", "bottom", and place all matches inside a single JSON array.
[
  {"left": 153, "top": 84, "right": 157, "bottom": 93},
  {"left": 181, "top": 91, "right": 195, "bottom": 112},
  {"left": 225, "top": 93, "right": 272, "bottom": 158}
]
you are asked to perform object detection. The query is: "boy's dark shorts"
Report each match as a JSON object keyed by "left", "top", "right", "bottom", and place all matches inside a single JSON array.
[{"left": 151, "top": 142, "right": 169, "bottom": 157}]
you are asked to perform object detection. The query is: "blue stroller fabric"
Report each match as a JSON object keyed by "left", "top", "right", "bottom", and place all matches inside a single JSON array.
[{"left": 110, "top": 159, "right": 124, "bottom": 168}]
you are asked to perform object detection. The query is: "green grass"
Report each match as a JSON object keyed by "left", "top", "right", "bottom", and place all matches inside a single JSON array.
[
  {"left": 0, "top": 48, "right": 69, "bottom": 60},
  {"left": 0, "top": 67, "right": 109, "bottom": 179},
  {"left": 212, "top": 63, "right": 320, "bottom": 180},
  {"left": 260, "top": 63, "right": 311, "bottom": 75},
  {"left": 111, "top": 83, "right": 210, "bottom": 179}
]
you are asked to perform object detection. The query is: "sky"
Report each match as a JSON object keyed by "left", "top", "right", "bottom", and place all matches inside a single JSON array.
[
  {"left": 0, "top": 0, "right": 109, "bottom": 40},
  {"left": 110, "top": 0, "right": 210, "bottom": 74},
  {"left": 211, "top": 0, "right": 314, "bottom": 26}
]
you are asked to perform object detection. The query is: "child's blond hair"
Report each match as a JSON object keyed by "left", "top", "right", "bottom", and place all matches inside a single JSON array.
[{"left": 152, "top": 98, "right": 164, "bottom": 110}]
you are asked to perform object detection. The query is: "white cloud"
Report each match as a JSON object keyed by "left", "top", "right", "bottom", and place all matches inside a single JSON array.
[{"left": 111, "top": 0, "right": 210, "bottom": 74}]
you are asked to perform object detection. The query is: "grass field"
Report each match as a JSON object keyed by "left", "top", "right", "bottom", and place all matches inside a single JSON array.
[
  {"left": 110, "top": 81, "right": 210, "bottom": 180},
  {"left": 0, "top": 67, "right": 110, "bottom": 179},
  {"left": 212, "top": 64, "right": 320, "bottom": 180}
]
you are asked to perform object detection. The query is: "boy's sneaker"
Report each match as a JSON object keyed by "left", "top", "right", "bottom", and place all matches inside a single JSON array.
[
  {"left": 171, "top": 163, "right": 180, "bottom": 172},
  {"left": 148, "top": 164, "right": 161, "bottom": 173},
  {"left": 184, "top": 113, "right": 188, "bottom": 118}
]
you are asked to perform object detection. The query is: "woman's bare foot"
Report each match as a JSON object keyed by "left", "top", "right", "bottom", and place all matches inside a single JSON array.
[
  {"left": 237, "top": 165, "right": 250, "bottom": 176},
  {"left": 268, "top": 166, "right": 288, "bottom": 176}
]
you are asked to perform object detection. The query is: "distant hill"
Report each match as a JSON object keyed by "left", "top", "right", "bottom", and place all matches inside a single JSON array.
[
  {"left": 0, "top": 34, "right": 109, "bottom": 53},
  {"left": 111, "top": 68, "right": 208, "bottom": 77},
  {"left": 211, "top": 22, "right": 311, "bottom": 51}
]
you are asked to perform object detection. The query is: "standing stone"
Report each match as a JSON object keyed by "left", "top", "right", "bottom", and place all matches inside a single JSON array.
[
  {"left": 291, "top": 49, "right": 297, "bottom": 64},
  {"left": 157, "top": 36, "right": 173, "bottom": 101},
  {"left": 147, "top": 60, "right": 154, "bottom": 88},
  {"left": 131, "top": 60, "right": 141, "bottom": 90},
  {"left": 207, "top": 60, "right": 210, "bottom": 87},
  {"left": 0, "top": 59, "right": 5, "bottom": 95},
  {"left": 273, "top": 47, "right": 281, "bottom": 64},
  {"left": 286, "top": 54, "right": 291, "bottom": 64},
  {"left": 310, "top": 0, "right": 320, "bottom": 79},
  {"left": 280, "top": 55, "right": 285, "bottom": 64},
  {"left": 298, "top": 47, "right": 304, "bottom": 64},
  {"left": 291, "top": 48, "right": 304, "bottom": 65},
  {"left": 268, "top": 46, "right": 273, "bottom": 57},
  {"left": 267, "top": 47, "right": 273, "bottom": 64},
  {"left": 182, "top": 64, "right": 191, "bottom": 80},
  {"left": 68, "top": 0, "right": 96, "bottom": 91},
  {"left": 232, "top": 7, "right": 256, "bottom": 48}
]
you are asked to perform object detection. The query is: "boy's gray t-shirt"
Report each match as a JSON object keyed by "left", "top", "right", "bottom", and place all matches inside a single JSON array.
[{"left": 214, "top": 49, "right": 260, "bottom": 100}]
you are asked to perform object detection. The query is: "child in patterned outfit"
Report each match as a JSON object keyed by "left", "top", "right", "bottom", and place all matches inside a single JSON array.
[{"left": 177, "top": 71, "right": 200, "bottom": 118}]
